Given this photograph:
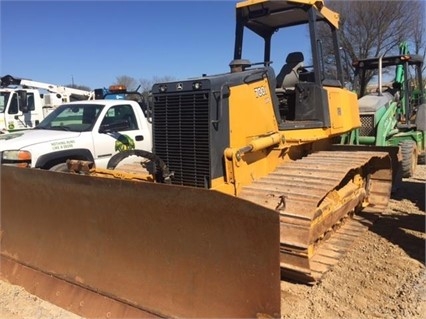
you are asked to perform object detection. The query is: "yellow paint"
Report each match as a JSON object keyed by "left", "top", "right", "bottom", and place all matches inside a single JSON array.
[
  {"left": 236, "top": 0, "right": 340, "bottom": 29},
  {"left": 228, "top": 78, "right": 278, "bottom": 148},
  {"left": 236, "top": 0, "right": 268, "bottom": 8},
  {"left": 325, "top": 87, "right": 361, "bottom": 133},
  {"left": 209, "top": 71, "right": 362, "bottom": 197}
]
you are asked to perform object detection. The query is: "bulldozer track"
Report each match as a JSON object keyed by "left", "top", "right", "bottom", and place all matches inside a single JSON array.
[
  {"left": 308, "top": 211, "right": 378, "bottom": 280},
  {"left": 240, "top": 150, "right": 392, "bottom": 284}
]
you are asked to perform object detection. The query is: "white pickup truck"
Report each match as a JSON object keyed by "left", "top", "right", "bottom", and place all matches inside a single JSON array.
[{"left": 0, "top": 98, "right": 152, "bottom": 171}]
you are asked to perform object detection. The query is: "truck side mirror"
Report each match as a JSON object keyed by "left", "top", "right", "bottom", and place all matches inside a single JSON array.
[
  {"left": 17, "top": 90, "right": 29, "bottom": 113},
  {"left": 94, "top": 88, "right": 104, "bottom": 100},
  {"left": 20, "top": 105, "right": 29, "bottom": 113}
]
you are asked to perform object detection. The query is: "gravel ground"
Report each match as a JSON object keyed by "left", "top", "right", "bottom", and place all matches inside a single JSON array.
[
  {"left": 0, "top": 165, "right": 425, "bottom": 319},
  {"left": 281, "top": 163, "right": 426, "bottom": 319}
]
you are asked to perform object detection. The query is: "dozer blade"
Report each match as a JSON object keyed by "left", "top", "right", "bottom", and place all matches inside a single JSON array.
[
  {"left": 0, "top": 166, "right": 280, "bottom": 318},
  {"left": 240, "top": 150, "right": 392, "bottom": 284}
]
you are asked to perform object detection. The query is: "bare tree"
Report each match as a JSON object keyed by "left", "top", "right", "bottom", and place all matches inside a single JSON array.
[
  {"left": 411, "top": 0, "right": 426, "bottom": 76},
  {"left": 139, "top": 78, "right": 154, "bottom": 94},
  {"left": 138, "top": 76, "right": 176, "bottom": 111},
  {"left": 64, "top": 84, "right": 91, "bottom": 91},
  {"left": 114, "top": 75, "right": 139, "bottom": 91},
  {"left": 139, "top": 76, "right": 176, "bottom": 94},
  {"left": 322, "top": 0, "right": 425, "bottom": 95}
]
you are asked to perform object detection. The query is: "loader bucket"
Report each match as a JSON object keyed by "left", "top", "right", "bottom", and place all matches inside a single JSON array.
[{"left": 0, "top": 166, "right": 280, "bottom": 318}]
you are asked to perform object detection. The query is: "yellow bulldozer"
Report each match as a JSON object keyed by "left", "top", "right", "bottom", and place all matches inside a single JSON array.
[{"left": 1, "top": 0, "right": 395, "bottom": 318}]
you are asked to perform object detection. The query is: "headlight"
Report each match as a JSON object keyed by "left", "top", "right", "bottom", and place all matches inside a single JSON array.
[
  {"left": 1, "top": 150, "right": 31, "bottom": 167},
  {"left": 192, "top": 82, "right": 202, "bottom": 90}
]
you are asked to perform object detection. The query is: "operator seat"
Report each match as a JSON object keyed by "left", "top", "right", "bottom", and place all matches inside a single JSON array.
[
  {"left": 275, "top": 52, "right": 304, "bottom": 123},
  {"left": 276, "top": 52, "right": 304, "bottom": 89}
]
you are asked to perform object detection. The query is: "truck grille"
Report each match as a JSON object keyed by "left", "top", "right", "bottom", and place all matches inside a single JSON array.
[
  {"left": 360, "top": 114, "right": 375, "bottom": 136},
  {"left": 153, "top": 92, "right": 211, "bottom": 188}
]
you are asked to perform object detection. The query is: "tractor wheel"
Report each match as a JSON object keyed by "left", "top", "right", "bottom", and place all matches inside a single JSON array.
[{"left": 399, "top": 140, "right": 418, "bottom": 178}]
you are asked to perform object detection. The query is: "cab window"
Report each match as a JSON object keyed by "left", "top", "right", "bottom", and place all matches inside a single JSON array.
[
  {"left": 100, "top": 104, "right": 138, "bottom": 131},
  {"left": 27, "top": 93, "right": 35, "bottom": 111},
  {"left": 8, "top": 94, "right": 18, "bottom": 114}
]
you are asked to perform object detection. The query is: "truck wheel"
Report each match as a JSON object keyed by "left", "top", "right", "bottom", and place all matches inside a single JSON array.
[
  {"left": 49, "top": 163, "right": 70, "bottom": 172},
  {"left": 400, "top": 140, "right": 417, "bottom": 178}
]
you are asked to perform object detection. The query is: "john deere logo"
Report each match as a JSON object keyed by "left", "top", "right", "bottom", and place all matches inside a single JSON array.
[{"left": 115, "top": 134, "right": 135, "bottom": 152}]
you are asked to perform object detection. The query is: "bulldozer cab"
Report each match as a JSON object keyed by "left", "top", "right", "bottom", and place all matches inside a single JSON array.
[{"left": 233, "top": 0, "right": 354, "bottom": 130}]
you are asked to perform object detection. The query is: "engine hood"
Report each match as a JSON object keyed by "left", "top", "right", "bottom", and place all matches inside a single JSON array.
[{"left": 0, "top": 129, "right": 81, "bottom": 151}]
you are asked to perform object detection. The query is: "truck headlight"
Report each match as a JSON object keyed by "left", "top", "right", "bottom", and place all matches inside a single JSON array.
[{"left": 1, "top": 150, "right": 32, "bottom": 168}]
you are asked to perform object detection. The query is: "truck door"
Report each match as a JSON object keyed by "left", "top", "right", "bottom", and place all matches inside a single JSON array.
[
  {"left": 0, "top": 91, "right": 10, "bottom": 131},
  {"left": 3, "top": 92, "right": 42, "bottom": 131},
  {"left": 93, "top": 103, "right": 151, "bottom": 168},
  {"left": 5, "top": 93, "right": 21, "bottom": 130},
  {"left": 20, "top": 93, "right": 43, "bottom": 129}
]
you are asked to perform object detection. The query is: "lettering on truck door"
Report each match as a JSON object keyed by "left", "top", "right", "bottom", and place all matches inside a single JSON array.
[{"left": 93, "top": 103, "right": 149, "bottom": 168}]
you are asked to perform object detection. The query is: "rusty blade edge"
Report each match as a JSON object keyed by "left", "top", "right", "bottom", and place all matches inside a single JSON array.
[{"left": 0, "top": 255, "right": 163, "bottom": 319}]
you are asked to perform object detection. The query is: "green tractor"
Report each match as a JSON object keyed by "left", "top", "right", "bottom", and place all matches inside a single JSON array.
[{"left": 341, "top": 44, "right": 425, "bottom": 178}]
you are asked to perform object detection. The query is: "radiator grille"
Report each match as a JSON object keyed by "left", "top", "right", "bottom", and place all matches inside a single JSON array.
[
  {"left": 360, "top": 114, "right": 375, "bottom": 136},
  {"left": 153, "top": 92, "right": 210, "bottom": 188}
]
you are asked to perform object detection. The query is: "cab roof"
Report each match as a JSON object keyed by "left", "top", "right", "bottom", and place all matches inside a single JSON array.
[
  {"left": 354, "top": 54, "right": 424, "bottom": 70},
  {"left": 235, "top": 0, "right": 339, "bottom": 37}
]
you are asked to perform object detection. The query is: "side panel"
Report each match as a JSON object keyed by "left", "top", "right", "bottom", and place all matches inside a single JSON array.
[
  {"left": 0, "top": 166, "right": 280, "bottom": 318},
  {"left": 326, "top": 87, "right": 360, "bottom": 133},
  {"left": 228, "top": 73, "right": 279, "bottom": 148}
]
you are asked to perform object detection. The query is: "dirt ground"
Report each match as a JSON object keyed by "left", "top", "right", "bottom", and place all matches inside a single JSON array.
[
  {"left": 280, "top": 163, "right": 426, "bottom": 319},
  {"left": 0, "top": 165, "right": 425, "bottom": 319}
]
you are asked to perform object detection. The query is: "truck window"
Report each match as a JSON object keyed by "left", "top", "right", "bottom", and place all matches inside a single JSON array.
[
  {"left": 27, "top": 93, "right": 35, "bottom": 111},
  {"left": 36, "top": 104, "right": 104, "bottom": 132},
  {"left": 0, "top": 92, "right": 10, "bottom": 113},
  {"left": 101, "top": 104, "right": 138, "bottom": 131},
  {"left": 8, "top": 94, "right": 18, "bottom": 114}
]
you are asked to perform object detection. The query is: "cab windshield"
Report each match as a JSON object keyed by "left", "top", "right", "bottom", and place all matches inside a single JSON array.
[{"left": 35, "top": 104, "right": 104, "bottom": 132}]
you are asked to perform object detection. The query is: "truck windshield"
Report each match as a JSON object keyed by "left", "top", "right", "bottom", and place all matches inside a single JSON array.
[
  {"left": 0, "top": 92, "right": 11, "bottom": 113},
  {"left": 36, "top": 104, "right": 105, "bottom": 132}
]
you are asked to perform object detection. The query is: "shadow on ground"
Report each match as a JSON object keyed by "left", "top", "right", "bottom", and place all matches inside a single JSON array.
[
  {"left": 392, "top": 180, "right": 425, "bottom": 212},
  {"left": 359, "top": 175, "right": 425, "bottom": 264}
]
